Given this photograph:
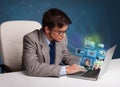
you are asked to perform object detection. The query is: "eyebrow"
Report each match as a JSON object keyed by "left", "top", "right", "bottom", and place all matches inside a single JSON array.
[{"left": 58, "top": 27, "right": 70, "bottom": 32}]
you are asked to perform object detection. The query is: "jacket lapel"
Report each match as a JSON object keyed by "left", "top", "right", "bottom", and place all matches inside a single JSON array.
[
  {"left": 39, "top": 29, "right": 50, "bottom": 64},
  {"left": 41, "top": 45, "right": 50, "bottom": 64}
]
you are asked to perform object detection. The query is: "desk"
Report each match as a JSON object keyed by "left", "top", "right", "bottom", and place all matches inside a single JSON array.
[{"left": 0, "top": 59, "right": 120, "bottom": 87}]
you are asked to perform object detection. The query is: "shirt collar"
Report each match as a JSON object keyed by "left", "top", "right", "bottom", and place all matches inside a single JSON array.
[{"left": 43, "top": 34, "right": 50, "bottom": 46}]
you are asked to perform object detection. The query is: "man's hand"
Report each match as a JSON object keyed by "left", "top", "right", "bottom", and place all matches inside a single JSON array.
[{"left": 66, "top": 64, "right": 86, "bottom": 74}]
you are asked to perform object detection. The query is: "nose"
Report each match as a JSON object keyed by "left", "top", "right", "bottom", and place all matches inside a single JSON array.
[
  {"left": 59, "top": 33, "right": 65, "bottom": 39},
  {"left": 61, "top": 33, "right": 65, "bottom": 37}
]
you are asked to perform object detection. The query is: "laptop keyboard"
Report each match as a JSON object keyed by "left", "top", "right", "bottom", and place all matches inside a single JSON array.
[{"left": 81, "top": 69, "right": 100, "bottom": 78}]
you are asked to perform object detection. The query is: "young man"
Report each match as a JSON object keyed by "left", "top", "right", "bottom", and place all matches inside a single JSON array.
[{"left": 22, "top": 8, "right": 85, "bottom": 77}]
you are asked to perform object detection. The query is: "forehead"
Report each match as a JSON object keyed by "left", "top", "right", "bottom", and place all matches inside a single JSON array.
[{"left": 53, "top": 25, "right": 68, "bottom": 31}]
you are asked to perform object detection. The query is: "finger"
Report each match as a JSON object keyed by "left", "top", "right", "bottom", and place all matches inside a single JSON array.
[{"left": 80, "top": 68, "right": 87, "bottom": 72}]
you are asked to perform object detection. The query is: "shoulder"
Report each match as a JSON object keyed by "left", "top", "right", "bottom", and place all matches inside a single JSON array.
[
  {"left": 61, "top": 34, "right": 68, "bottom": 45},
  {"left": 23, "top": 29, "right": 40, "bottom": 42},
  {"left": 24, "top": 29, "right": 40, "bottom": 38}
]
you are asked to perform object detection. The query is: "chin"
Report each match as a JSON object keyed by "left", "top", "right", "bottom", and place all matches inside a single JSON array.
[
  {"left": 55, "top": 40, "right": 61, "bottom": 42},
  {"left": 55, "top": 39, "right": 62, "bottom": 42}
]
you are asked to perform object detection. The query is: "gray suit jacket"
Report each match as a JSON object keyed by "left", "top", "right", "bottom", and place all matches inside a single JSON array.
[{"left": 22, "top": 29, "right": 79, "bottom": 77}]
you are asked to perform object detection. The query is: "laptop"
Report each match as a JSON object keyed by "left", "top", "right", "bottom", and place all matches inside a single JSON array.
[{"left": 67, "top": 45, "right": 116, "bottom": 81}]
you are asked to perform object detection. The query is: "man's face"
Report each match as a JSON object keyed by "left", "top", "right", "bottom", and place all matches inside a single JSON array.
[{"left": 46, "top": 25, "right": 68, "bottom": 42}]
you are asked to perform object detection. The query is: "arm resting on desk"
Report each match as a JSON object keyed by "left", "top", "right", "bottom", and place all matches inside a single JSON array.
[{"left": 0, "top": 64, "right": 12, "bottom": 73}]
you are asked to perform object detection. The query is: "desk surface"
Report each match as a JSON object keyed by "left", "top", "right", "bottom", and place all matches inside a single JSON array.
[{"left": 0, "top": 59, "right": 120, "bottom": 87}]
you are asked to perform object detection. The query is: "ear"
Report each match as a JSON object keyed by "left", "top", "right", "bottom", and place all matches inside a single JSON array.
[{"left": 44, "top": 26, "right": 50, "bottom": 33}]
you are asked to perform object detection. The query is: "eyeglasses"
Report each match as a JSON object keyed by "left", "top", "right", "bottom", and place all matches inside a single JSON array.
[{"left": 52, "top": 30, "right": 67, "bottom": 36}]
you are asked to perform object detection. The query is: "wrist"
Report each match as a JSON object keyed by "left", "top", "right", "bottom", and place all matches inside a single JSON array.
[{"left": 66, "top": 66, "right": 70, "bottom": 74}]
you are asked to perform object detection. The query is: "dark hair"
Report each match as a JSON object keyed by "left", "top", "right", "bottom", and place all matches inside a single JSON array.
[{"left": 42, "top": 8, "right": 72, "bottom": 30}]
